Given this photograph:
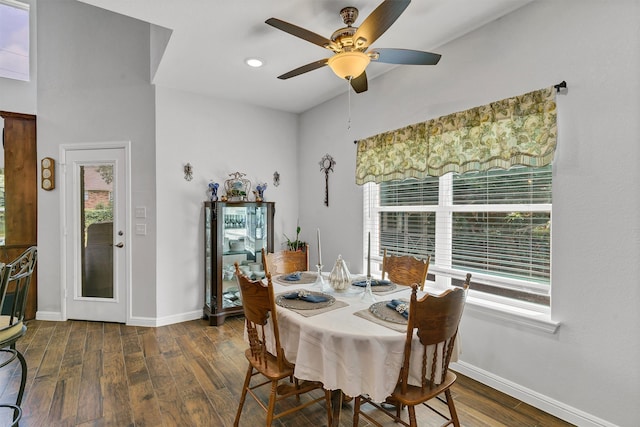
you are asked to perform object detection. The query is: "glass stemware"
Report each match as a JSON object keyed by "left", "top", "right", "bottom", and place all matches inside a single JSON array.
[
  {"left": 311, "top": 264, "right": 327, "bottom": 291},
  {"left": 360, "top": 275, "right": 377, "bottom": 303}
]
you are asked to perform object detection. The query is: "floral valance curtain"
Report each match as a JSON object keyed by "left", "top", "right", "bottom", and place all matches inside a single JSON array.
[{"left": 355, "top": 86, "right": 557, "bottom": 185}]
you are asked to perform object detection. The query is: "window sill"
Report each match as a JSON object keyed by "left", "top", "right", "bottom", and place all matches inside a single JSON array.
[{"left": 464, "top": 295, "right": 560, "bottom": 334}]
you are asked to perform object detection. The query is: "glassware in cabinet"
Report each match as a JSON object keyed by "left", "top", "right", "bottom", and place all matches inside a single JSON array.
[{"left": 203, "top": 201, "right": 275, "bottom": 325}]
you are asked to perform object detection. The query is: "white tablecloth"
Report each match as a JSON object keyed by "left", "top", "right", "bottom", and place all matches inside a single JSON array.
[{"left": 269, "top": 277, "right": 454, "bottom": 403}]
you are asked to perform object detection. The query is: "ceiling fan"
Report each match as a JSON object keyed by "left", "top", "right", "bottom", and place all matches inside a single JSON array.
[{"left": 265, "top": 0, "right": 441, "bottom": 94}]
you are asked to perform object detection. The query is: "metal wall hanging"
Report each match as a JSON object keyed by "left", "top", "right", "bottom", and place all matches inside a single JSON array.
[
  {"left": 273, "top": 171, "right": 280, "bottom": 187},
  {"left": 319, "top": 154, "right": 336, "bottom": 207},
  {"left": 184, "top": 163, "right": 193, "bottom": 181}
]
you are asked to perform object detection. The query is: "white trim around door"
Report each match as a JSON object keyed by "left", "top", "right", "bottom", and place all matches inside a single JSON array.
[{"left": 59, "top": 141, "right": 132, "bottom": 323}]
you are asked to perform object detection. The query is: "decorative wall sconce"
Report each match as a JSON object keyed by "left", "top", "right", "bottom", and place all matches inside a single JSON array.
[
  {"left": 41, "top": 157, "right": 55, "bottom": 190},
  {"left": 184, "top": 163, "right": 193, "bottom": 181},
  {"left": 273, "top": 171, "right": 280, "bottom": 187}
]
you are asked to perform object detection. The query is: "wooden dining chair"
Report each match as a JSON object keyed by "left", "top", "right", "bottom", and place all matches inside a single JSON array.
[
  {"left": 381, "top": 249, "right": 430, "bottom": 290},
  {"left": 233, "top": 263, "right": 332, "bottom": 427},
  {"left": 262, "top": 244, "right": 309, "bottom": 276},
  {"left": 353, "top": 273, "right": 471, "bottom": 427},
  {"left": 0, "top": 246, "right": 38, "bottom": 426}
]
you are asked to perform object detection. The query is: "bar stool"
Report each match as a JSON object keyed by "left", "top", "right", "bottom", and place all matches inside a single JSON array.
[{"left": 0, "top": 246, "right": 38, "bottom": 426}]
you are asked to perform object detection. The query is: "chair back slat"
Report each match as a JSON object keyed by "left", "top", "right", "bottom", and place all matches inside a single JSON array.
[
  {"left": 262, "top": 245, "right": 309, "bottom": 276},
  {"left": 413, "top": 288, "right": 466, "bottom": 345},
  {"left": 399, "top": 274, "right": 470, "bottom": 393},
  {"left": 235, "top": 263, "right": 289, "bottom": 371},
  {"left": 0, "top": 247, "right": 37, "bottom": 326},
  {"left": 381, "top": 249, "right": 430, "bottom": 290}
]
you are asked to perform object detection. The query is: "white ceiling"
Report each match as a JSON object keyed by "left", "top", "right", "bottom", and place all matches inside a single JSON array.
[{"left": 77, "top": 0, "right": 533, "bottom": 114}]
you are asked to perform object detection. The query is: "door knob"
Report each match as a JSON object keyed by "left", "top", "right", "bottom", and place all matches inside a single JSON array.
[{"left": 114, "top": 242, "right": 124, "bottom": 248}]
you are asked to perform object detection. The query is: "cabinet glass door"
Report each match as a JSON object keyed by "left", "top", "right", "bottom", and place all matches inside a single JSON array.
[
  {"left": 220, "top": 204, "right": 269, "bottom": 309},
  {"left": 204, "top": 203, "right": 212, "bottom": 307}
]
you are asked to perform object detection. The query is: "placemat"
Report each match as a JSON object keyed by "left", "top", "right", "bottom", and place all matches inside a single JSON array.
[
  {"left": 350, "top": 276, "right": 405, "bottom": 295},
  {"left": 353, "top": 309, "right": 407, "bottom": 333},
  {"left": 369, "top": 300, "right": 409, "bottom": 324},
  {"left": 274, "top": 272, "right": 318, "bottom": 285},
  {"left": 282, "top": 300, "right": 350, "bottom": 317}
]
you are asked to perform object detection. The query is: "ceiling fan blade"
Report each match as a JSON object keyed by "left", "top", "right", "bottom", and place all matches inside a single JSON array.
[
  {"left": 353, "top": 0, "right": 411, "bottom": 48},
  {"left": 372, "top": 48, "right": 441, "bottom": 65},
  {"left": 350, "top": 71, "right": 368, "bottom": 93},
  {"left": 266, "top": 18, "right": 335, "bottom": 50},
  {"left": 277, "top": 58, "right": 329, "bottom": 80}
]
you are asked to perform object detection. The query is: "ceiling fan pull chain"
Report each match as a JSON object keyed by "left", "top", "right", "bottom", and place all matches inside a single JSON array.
[{"left": 347, "top": 77, "right": 352, "bottom": 130}]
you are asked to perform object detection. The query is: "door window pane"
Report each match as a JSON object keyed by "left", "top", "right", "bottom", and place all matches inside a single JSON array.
[{"left": 81, "top": 165, "right": 114, "bottom": 298}]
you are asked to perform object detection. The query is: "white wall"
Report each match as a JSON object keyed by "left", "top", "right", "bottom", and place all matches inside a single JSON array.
[
  {"left": 36, "top": 0, "right": 157, "bottom": 319},
  {"left": 298, "top": 1, "right": 640, "bottom": 426},
  {"left": 154, "top": 86, "right": 299, "bottom": 321}
]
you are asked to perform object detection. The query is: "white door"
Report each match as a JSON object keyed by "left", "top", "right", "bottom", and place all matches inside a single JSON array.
[{"left": 63, "top": 145, "right": 128, "bottom": 323}]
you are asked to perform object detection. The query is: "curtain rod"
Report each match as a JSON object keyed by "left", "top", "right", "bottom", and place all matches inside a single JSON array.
[
  {"left": 554, "top": 80, "right": 567, "bottom": 92},
  {"left": 354, "top": 81, "right": 568, "bottom": 145}
]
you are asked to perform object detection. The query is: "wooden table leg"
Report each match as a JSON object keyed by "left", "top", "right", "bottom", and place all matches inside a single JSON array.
[{"left": 330, "top": 389, "right": 343, "bottom": 426}]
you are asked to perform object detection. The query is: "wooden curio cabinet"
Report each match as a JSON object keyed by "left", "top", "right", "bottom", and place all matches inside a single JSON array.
[{"left": 204, "top": 201, "right": 274, "bottom": 325}]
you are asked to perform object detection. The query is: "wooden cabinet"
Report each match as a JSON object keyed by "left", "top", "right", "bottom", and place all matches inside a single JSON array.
[
  {"left": 0, "top": 111, "right": 37, "bottom": 319},
  {"left": 204, "top": 201, "right": 274, "bottom": 325}
]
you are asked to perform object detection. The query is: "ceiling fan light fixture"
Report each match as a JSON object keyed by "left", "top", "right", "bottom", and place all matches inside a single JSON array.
[{"left": 327, "top": 51, "right": 370, "bottom": 80}]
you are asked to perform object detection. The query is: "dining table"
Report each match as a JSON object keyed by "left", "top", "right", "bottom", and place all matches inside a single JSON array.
[{"left": 266, "top": 271, "right": 457, "bottom": 426}]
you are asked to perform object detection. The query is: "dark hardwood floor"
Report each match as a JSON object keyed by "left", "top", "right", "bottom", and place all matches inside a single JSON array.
[{"left": 0, "top": 317, "right": 574, "bottom": 426}]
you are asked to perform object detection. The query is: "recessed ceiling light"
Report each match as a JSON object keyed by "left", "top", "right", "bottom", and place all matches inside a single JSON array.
[{"left": 245, "top": 58, "right": 264, "bottom": 68}]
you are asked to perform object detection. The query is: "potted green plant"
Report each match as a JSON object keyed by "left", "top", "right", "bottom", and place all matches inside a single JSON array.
[{"left": 284, "top": 225, "right": 306, "bottom": 251}]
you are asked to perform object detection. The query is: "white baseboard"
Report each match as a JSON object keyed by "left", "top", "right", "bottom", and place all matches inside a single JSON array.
[
  {"left": 451, "top": 361, "right": 618, "bottom": 427},
  {"left": 34, "top": 310, "right": 204, "bottom": 327},
  {"left": 128, "top": 310, "right": 203, "bottom": 327},
  {"left": 35, "top": 311, "right": 64, "bottom": 321}
]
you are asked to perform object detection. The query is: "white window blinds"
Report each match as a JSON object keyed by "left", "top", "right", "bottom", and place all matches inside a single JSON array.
[{"left": 364, "top": 165, "right": 552, "bottom": 305}]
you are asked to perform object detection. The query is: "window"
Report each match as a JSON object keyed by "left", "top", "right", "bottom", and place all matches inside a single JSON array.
[
  {"left": 364, "top": 165, "right": 552, "bottom": 307},
  {"left": 0, "top": 0, "right": 30, "bottom": 81}
]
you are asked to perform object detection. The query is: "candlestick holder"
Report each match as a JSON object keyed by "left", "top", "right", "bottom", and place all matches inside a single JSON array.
[
  {"left": 312, "top": 264, "right": 326, "bottom": 290},
  {"left": 360, "top": 275, "right": 377, "bottom": 303}
]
